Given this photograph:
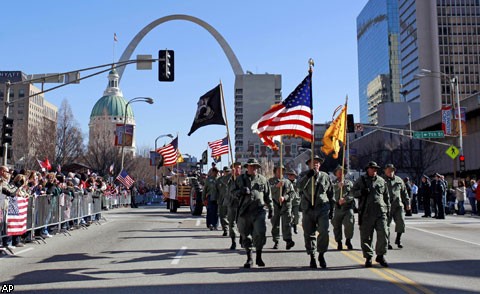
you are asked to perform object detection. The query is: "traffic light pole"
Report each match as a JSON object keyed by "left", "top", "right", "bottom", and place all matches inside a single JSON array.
[{"left": 2, "top": 81, "right": 11, "bottom": 166}]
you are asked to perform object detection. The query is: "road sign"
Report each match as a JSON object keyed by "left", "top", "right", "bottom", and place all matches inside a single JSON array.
[
  {"left": 413, "top": 130, "right": 445, "bottom": 139},
  {"left": 446, "top": 145, "right": 459, "bottom": 160}
]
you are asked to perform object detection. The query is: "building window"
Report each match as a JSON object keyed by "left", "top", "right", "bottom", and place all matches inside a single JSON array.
[{"left": 19, "top": 89, "right": 25, "bottom": 98}]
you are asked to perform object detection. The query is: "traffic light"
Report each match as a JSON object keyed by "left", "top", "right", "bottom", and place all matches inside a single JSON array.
[
  {"left": 459, "top": 155, "right": 465, "bottom": 172},
  {"left": 2, "top": 116, "right": 13, "bottom": 145},
  {"left": 158, "top": 49, "right": 174, "bottom": 82},
  {"left": 347, "top": 114, "right": 355, "bottom": 133}
]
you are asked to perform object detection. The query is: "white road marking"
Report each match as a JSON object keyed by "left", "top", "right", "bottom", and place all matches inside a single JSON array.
[
  {"left": 409, "top": 226, "right": 480, "bottom": 247},
  {"left": 171, "top": 246, "right": 188, "bottom": 265},
  {"left": 195, "top": 219, "right": 201, "bottom": 227},
  {"left": 1, "top": 246, "right": 34, "bottom": 258}
]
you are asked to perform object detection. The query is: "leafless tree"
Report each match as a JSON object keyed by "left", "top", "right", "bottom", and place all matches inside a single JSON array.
[{"left": 55, "top": 99, "right": 85, "bottom": 167}]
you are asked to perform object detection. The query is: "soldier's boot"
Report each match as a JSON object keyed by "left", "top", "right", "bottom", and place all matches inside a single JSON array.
[
  {"left": 286, "top": 239, "right": 295, "bottom": 250},
  {"left": 244, "top": 249, "right": 253, "bottom": 268},
  {"left": 293, "top": 224, "right": 298, "bottom": 234},
  {"left": 375, "top": 255, "right": 389, "bottom": 267},
  {"left": 229, "top": 237, "right": 236, "bottom": 250},
  {"left": 318, "top": 253, "right": 327, "bottom": 269},
  {"left": 346, "top": 239, "right": 353, "bottom": 250},
  {"left": 272, "top": 241, "right": 279, "bottom": 249},
  {"left": 395, "top": 233, "right": 403, "bottom": 249},
  {"left": 365, "top": 257, "right": 372, "bottom": 268},
  {"left": 239, "top": 236, "right": 244, "bottom": 248},
  {"left": 387, "top": 242, "right": 393, "bottom": 250},
  {"left": 337, "top": 241, "right": 343, "bottom": 251},
  {"left": 309, "top": 253, "right": 317, "bottom": 269},
  {"left": 222, "top": 228, "right": 228, "bottom": 237},
  {"left": 255, "top": 250, "right": 265, "bottom": 267}
]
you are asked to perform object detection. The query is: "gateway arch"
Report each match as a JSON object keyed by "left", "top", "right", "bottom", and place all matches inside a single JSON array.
[{"left": 116, "top": 14, "right": 244, "bottom": 81}]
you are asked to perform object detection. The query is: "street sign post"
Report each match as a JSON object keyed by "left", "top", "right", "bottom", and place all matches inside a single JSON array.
[
  {"left": 413, "top": 130, "right": 445, "bottom": 139},
  {"left": 446, "top": 145, "right": 459, "bottom": 160}
]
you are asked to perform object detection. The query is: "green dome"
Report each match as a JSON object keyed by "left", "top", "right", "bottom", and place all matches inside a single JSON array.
[{"left": 90, "top": 95, "right": 134, "bottom": 118}]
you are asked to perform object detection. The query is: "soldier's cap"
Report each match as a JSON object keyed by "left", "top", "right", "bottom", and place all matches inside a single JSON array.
[
  {"left": 422, "top": 174, "right": 430, "bottom": 180},
  {"left": 333, "top": 165, "right": 346, "bottom": 174},
  {"left": 306, "top": 155, "right": 325, "bottom": 165},
  {"left": 364, "top": 161, "right": 381, "bottom": 170},
  {"left": 434, "top": 172, "right": 442, "bottom": 177},
  {"left": 384, "top": 163, "right": 396, "bottom": 171},
  {"left": 231, "top": 162, "right": 242, "bottom": 168},
  {"left": 273, "top": 164, "right": 285, "bottom": 171},
  {"left": 223, "top": 166, "right": 231, "bottom": 172},
  {"left": 244, "top": 158, "right": 262, "bottom": 168},
  {"left": 286, "top": 169, "right": 297, "bottom": 176}
]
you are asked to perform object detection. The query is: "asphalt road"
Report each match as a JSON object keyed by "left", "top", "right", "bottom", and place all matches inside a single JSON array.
[{"left": 1, "top": 205, "right": 479, "bottom": 294}]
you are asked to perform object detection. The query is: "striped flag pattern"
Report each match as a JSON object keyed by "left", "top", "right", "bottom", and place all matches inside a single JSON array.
[
  {"left": 156, "top": 137, "right": 179, "bottom": 166},
  {"left": 208, "top": 137, "right": 229, "bottom": 157},
  {"left": 7, "top": 197, "right": 28, "bottom": 236},
  {"left": 116, "top": 170, "right": 135, "bottom": 189},
  {"left": 251, "top": 74, "right": 313, "bottom": 150}
]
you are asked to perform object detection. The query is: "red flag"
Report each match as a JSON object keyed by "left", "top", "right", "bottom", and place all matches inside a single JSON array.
[{"left": 37, "top": 158, "right": 52, "bottom": 171}]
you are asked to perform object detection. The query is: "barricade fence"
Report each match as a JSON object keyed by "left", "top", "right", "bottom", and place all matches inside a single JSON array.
[{"left": 1, "top": 190, "right": 132, "bottom": 241}]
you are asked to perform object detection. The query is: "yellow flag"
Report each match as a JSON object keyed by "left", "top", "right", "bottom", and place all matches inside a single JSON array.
[
  {"left": 177, "top": 150, "right": 184, "bottom": 163},
  {"left": 321, "top": 105, "right": 347, "bottom": 159}
]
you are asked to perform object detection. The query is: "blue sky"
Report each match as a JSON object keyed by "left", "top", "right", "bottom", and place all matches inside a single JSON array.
[{"left": 1, "top": 0, "right": 368, "bottom": 161}]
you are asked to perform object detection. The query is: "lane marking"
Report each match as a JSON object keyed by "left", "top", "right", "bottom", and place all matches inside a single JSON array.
[
  {"left": 1, "top": 246, "right": 34, "bottom": 258},
  {"left": 171, "top": 246, "right": 187, "bottom": 265},
  {"left": 409, "top": 226, "right": 480, "bottom": 247},
  {"left": 195, "top": 219, "right": 201, "bottom": 227},
  {"left": 329, "top": 240, "right": 429, "bottom": 294}
]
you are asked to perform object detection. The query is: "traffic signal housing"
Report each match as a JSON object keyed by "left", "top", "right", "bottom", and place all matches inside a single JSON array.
[
  {"left": 158, "top": 49, "right": 174, "bottom": 82},
  {"left": 2, "top": 116, "right": 13, "bottom": 145},
  {"left": 459, "top": 155, "right": 465, "bottom": 172},
  {"left": 347, "top": 114, "right": 355, "bottom": 133}
]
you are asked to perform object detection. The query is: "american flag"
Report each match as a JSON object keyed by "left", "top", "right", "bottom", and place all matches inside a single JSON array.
[
  {"left": 156, "top": 136, "right": 178, "bottom": 166},
  {"left": 7, "top": 196, "right": 28, "bottom": 236},
  {"left": 251, "top": 74, "right": 313, "bottom": 150},
  {"left": 116, "top": 170, "right": 135, "bottom": 189},
  {"left": 208, "top": 137, "right": 229, "bottom": 157}
]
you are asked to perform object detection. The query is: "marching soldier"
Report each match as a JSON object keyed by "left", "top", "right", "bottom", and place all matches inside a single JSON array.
[
  {"left": 286, "top": 169, "right": 301, "bottom": 234},
  {"left": 234, "top": 158, "right": 273, "bottom": 268},
  {"left": 297, "top": 155, "right": 334, "bottom": 269},
  {"left": 383, "top": 164, "right": 409, "bottom": 249},
  {"left": 217, "top": 167, "right": 231, "bottom": 236},
  {"left": 225, "top": 162, "right": 243, "bottom": 250},
  {"left": 352, "top": 161, "right": 390, "bottom": 268},
  {"left": 202, "top": 167, "right": 219, "bottom": 230},
  {"left": 331, "top": 165, "right": 355, "bottom": 250},
  {"left": 269, "top": 165, "right": 295, "bottom": 250}
]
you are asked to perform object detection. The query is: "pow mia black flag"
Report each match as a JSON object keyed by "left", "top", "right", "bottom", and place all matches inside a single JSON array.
[
  {"left": 188, "top": 85, "right": 226, "bottom": 136},
  {"left": 201, "top": 149, "right": 208, "bottom": 165}
]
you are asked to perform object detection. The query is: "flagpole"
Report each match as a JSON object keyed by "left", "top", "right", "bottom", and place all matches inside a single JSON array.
[
  {"left": 308, "top": 59, "right": 315, "bottom": 206},
  {"left": 113, "top": 33, "right": 116, "bottom": 65},
  {"left": 219, "top": 81, "right": 236, "bottom": 179},
  {"left": 279, "top": 136, "right": 283, "bottom": 198},
  {"left": 340, "top": 96, "right": 348, "bottom": 199}
]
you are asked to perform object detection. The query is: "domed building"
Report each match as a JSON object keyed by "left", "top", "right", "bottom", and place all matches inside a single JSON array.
[{"left": 89, "top": 68, "right": 136, "bottom": 156}]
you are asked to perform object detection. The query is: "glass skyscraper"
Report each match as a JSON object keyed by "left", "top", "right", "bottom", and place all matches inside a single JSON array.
[{"left": 357, "top": 0, "right": 401, "bottom": 124}]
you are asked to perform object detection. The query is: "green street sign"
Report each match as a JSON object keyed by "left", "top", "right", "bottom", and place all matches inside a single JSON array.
[
  {"left": 446, "top": 145, "right": 459, "bottom": 160},
  {"left": 413, "top": 130, "right": 445, "bottom": 139}
]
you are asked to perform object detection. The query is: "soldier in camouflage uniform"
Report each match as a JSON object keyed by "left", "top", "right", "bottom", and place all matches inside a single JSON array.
[
  {"left": 202, "top": 167, "right": 219, "bottom": 230},
  {"left": 383, "top": 164, "right": 409, "bottom": 249},
  {"left": 286, "top": 169, "right": 300, "bottom": 234},
  {"left": 216, "top": 167, "right": 231, "bottom": 236},
  {"left": 269, "top": 165, "right": 295, "bottom": 250},
  {"left": 352, "top": 161, "right": 390, "bottom": 268},
  {"left": 331, "top": 166, "right": 355, "bottom": 251},
  {"left": 297, "top": 155, "right": 334, "bottom": 269},
  {"left": 224, "top": 162, "right": 242, "bottom": 250},
  {"left": 234, "top": 158, "right": 273, "bottom": 268}
]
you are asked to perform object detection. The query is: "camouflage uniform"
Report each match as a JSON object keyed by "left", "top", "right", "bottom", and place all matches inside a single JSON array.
[
  {"left": 234, "top": 158, "right": 273, "bottom": 268},
  {"left": 268, "top": 175, "right": 295, "bottom": 248},
  {"left": 297, "top": 161, "right": 334, "bottom": 268},
  {"left": 352, "top": 161, "right": 390, "bottom": 267},
  {"left": 331, "top": 175, "right": 355, "bottom": 249},
  {"left": 202, "top": 173, "right": 219, "bottom": 230},
  {"left": 216, "top": 171, "right": 231, "bottom": 235},
  {"left": 383, "top": 166, "right": 409, "bottom": 249},
  {"left": 287, "top": 170, "right": 301, "bottom": 234}
]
